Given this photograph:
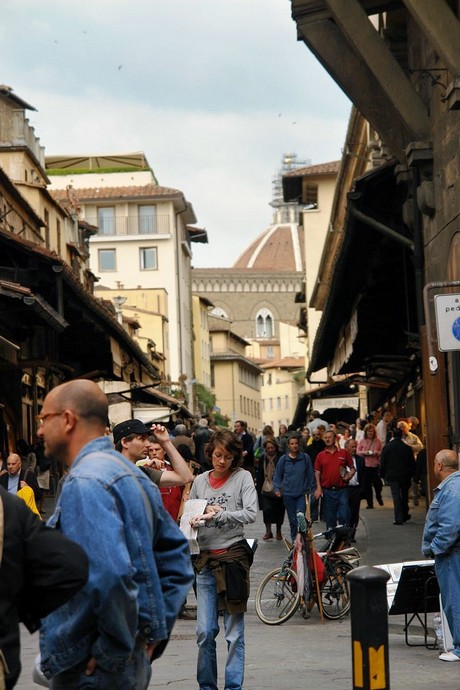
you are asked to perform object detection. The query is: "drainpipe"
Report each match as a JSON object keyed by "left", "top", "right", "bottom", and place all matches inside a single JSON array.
[
  {"left": 175, "top": 201, "right": 188, "bottom": 383},
  {"left": 52, "top": 265, "right": 65, "bottom": 315},
  {"left": 411, "top": 166, "right": 425, "bottom": 333}
]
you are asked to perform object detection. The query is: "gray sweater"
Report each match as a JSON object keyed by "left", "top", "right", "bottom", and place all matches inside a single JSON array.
[{"left": 189, "top": 468, "right": 257, "bottom": 551}]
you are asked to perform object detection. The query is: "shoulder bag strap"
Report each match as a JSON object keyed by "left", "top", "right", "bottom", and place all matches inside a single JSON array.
[{"left": 82, "top": 451, "right": 155, "bottom": 535}]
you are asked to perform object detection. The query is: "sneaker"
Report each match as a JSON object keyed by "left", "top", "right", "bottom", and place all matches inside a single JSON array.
[
  {"left": 439, "top": 651, "right": 460, "bottom": 662},
  {"left": 179, "top": 608, "right": 197, "bottom": 620}
]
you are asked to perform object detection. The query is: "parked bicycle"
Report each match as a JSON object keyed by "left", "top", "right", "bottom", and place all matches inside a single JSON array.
[{"left": 255, "top": 513, "right": 360, "bottom": 625}]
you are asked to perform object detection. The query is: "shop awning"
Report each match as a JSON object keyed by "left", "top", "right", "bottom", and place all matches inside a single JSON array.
[
  {"left": 110, "top": 384, "right": 194, "bottom": 419},
  {"left": 307, "top": 161, "right": 419, "bottom": 387}
]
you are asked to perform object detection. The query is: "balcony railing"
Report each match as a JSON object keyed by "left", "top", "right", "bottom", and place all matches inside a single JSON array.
[{"left": 86, "top": 215, "right": 171, "bottom": 237}]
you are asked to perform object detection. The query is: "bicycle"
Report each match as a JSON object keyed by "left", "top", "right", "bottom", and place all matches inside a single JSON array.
[{"left": 255, "top": 513, "right": 360, "bottom": 625}]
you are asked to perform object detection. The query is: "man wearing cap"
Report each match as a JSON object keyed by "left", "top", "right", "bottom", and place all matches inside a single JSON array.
[{"left": 112, "top": 420, "right": 193, "bottom": 487}]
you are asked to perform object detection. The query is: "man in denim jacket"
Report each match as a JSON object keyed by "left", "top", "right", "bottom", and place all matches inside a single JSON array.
[
  {"left": 422, "top": 449, "right": 460, "bottom": 662},
  {"left": 37, "top": 379, "right": 194, "bottom": 689}
]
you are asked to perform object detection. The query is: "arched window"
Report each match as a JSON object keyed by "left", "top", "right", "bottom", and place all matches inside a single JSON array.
[
  {"left": 255, "top": 308, "right": 274, "bottom": 338},
  {"left": 210, "top": 307, "right": 228, "bottom": 319}
]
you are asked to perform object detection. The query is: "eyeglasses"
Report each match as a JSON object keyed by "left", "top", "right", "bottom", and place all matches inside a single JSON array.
[{"left": 36, "top": 411, "right": 64, "bottom": 426}]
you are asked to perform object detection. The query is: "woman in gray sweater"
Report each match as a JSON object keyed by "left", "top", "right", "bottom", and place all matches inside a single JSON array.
[{"left": 190, "top": 429, "right": 257, "bottom": 690}]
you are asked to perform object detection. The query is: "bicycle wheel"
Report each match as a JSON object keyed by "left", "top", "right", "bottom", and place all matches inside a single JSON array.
[
  {"left": 255, "top": 567, "right": 300, "bottom": 625},
  {"left": 321, "top": 561, "right": 353, "bottom": 620}
]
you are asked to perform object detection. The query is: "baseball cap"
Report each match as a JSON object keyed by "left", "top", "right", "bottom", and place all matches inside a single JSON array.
[{"left": 112, "top": 419, "right": 151, "bottom": 445}]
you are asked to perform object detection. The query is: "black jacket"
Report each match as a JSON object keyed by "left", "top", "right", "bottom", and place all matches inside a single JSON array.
[
  {"left": 240, "top": 431, "right": 254, "bottom": 468},
  {"left": 194, "top": 427, "right": 212, "bottom": 469},
  {"left": 350, "top": 453, "right": 365, "bottom": 486},
  {"left": 0, "top": 468, "right": 41, "bottom": 504},
  {"left": 0, "top": 487, "right": 89, "bottom": 689},
  {"left": 381, "top": 439, "right": 415, "bottom": 483}
]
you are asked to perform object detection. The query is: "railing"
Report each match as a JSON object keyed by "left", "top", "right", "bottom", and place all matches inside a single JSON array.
[{"left": 86, "top": 214, "right": 171, "bottom": 237}]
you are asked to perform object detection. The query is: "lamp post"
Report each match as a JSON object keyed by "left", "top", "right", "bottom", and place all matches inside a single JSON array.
[{"left": 113, "top": 295, "right": 127, "bottom": 325}]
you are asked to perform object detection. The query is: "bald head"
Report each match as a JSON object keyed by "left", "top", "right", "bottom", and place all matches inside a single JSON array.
[
  {"left": 397, "top": 420, "right": 409, "bottom": 434},
  {"left": 435, "top": 449, "right": 458, "bottom": 472},
  {"left": 7, "top": 453, "right": 22, "bottom": 476},
  {"left": 38, "top": 380, "right": 109, "bottom": 466},
  {"left": 47, "top": 379, "right": 108, "bottom": 424}
]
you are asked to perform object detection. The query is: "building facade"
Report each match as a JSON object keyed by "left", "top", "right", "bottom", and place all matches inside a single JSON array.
[
  {"left": 209, "top": 317, "right": 263, "bottom": 433},
  {"left": 47, "top": 154, "right": 207, "bottom": 404},
  {"left": 192, "top": 294, "right": 213, "bottom": 392},
  {"left": 287, "top": 0, "right": 460, "bottom": 494},
  {"left": 0, "top": 89, "right": 158, "bottom": 452}
]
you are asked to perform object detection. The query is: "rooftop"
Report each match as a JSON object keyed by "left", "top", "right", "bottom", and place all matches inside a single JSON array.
[
  {"left": 232, "top": 223, "right": 304, "bottom": 272},
  {"left": 283, "top": 160, "right": 341, "bottom": 177},
  {"left": 51, "top": 184, "right": 183, "bottom": 202}
]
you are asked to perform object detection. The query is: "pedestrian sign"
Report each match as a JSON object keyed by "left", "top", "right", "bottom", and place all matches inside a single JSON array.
[{"left": 434, "top": 294, "right": 460, "bottom": 351}]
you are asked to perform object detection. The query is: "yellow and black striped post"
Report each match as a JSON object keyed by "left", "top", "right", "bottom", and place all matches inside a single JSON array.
[{"left": 348, "top": 565, "right": 391, "bottom": 690}]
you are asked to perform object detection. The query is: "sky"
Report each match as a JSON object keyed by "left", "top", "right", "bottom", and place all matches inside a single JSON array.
[{"left": 2, "top": 0, "right": 351, "bottom": 267}]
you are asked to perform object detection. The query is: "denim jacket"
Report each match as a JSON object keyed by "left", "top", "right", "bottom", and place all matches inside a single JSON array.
[
  {"left": 39, "top": 436, "right": 194, "bottom": 678},
  {"left": 422, "top": 470, "right": 460, "bottom": 558},
  {"left": 273, "top": 452, "right": 316, "bottom": 497}
]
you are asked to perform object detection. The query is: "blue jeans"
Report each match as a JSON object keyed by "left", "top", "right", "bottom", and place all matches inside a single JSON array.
[
  {"left": 283, "top": 494, "right": 307, "bottom": 541},
  {"left": 435, "top": 552, "right": 460, "bottom": 657},
  {"left": 49, "top": 646, "right": 151, "bottom": 690},
  {"left": 322, "top": 488, "right": 350, "bottom": 529},
  {"left": 196, "top": 566, "right": 245, "bottom": 690}
]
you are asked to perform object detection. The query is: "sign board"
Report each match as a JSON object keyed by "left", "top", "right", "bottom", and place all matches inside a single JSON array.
[
  {"left": 312, "top": 397, "right": 358, "bottom": 414},
  {"left": 434, "top": 294, "right": 460, "bottom": 351},
  {"left": 374, "top": 560, "right": 435, "bottom": 612}
]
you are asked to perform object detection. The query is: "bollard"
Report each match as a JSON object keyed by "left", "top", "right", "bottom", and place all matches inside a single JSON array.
[{"left": 348, "top": 565, "right": 391, "bottom": 690}]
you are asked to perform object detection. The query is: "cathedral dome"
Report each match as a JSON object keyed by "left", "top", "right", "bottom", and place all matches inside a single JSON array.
[{"left": 232, "top": 223, "right": 304, "bottom": 272}]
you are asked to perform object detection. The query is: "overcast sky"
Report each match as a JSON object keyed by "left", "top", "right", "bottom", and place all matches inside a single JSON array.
[{"left": 2, "top": 0, "right": 350, "bottom": 267}]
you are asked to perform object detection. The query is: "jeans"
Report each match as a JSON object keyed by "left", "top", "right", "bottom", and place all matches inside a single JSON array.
[
  {"left": 283, "top": 494, "right": 307, "bottom": 541},
  {"left": 196, "top": 566, "right": 245, "bottom": 690},
  {"left": 322, "top": 488, "right": 350, "bottom": 529},
  {"left": 49, "top": 646, "right": 151, "bottom": 690},
  {"left": 435, "top": 552, "right": 460, "bottom": 657}
]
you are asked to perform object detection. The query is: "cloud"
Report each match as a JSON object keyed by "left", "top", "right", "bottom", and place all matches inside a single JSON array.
[{"left": 2, "top": 0, "right": 350, "bottom": 266}]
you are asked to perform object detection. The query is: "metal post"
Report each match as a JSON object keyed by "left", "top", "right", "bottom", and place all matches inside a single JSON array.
[{"left": 348, "top": 565, "right": 390, "bottom": 690}]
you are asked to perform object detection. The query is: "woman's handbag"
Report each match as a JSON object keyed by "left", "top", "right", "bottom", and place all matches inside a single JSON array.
[
  {"left": 261, "top": 457, "right": 276, "bottom": 497},
  {"left": 261, "top": 477, "right": 275, "bottom": 496}
]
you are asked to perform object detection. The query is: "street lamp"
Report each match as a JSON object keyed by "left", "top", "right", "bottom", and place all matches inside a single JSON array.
[{"left": 113, "top": 295, "right": 127, "bottom": 325}]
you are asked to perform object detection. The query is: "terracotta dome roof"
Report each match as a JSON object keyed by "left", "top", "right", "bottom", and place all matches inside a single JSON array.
[{"left": 232, "top": 223, "right": 304, "bottom": 272}]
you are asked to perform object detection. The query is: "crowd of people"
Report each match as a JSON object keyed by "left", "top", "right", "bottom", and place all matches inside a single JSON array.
[
  {"left": 247, "top": 410, "right": 428, "bottom": 542},
  {"left": 1, "top": 397, "right": 459, "bottom": 690}
]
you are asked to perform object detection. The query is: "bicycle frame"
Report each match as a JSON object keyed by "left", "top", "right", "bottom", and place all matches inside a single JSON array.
[{"left": 255, "top": 517, "right": 361, "bottom": 625}]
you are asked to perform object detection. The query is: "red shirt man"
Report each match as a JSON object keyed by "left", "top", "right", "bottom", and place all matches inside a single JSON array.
[{"left": 314, "top": 430, "right": 355, "bottom": 529}]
